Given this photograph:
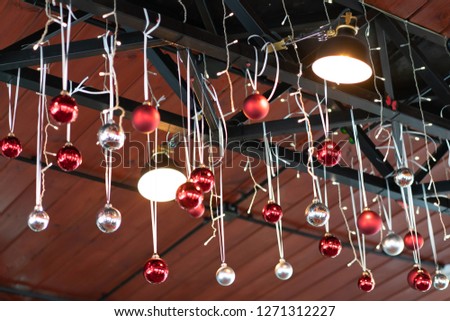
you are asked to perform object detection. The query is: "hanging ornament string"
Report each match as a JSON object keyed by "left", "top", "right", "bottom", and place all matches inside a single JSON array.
[
  {"left": 216, "top": 155, "right": 226, "bottom": 264},
  {"left": 422, "top": 184, "right": 439, "bottom": 270},
  {"left": 245, "top": 157, "right": 267, "bottom": 214},
  {"left": 142, "top": 10, "right": 161, "bottom": 102},
  {"left": 150, "top": 199, "right": 158, "bottom": 254},
  {"left": 382, "top": 179, "right": 393, "bottom": 231},
  {"left": 59, "top": 3, "right": 75, "bottom": 93},
  {"left": 274, "top": 145, "right": 285, "bottom": 260},
  {"left": 316, "top": 93, "right": 329, "bottom": 139},
  {"left": 7, "top": 69, "right": 21, "bottom": 134},
  {"left": 33, "top": 0, "right": 67, "bottom": 50},
  {"left": 350, "top": 108, "right": 368, "bottom": 209},
  {"left": 349, "top": 183, "right": 366, "bottom": 271},
  {"left": 177, "top": 0, "right": 187, "bottom": 23},
  {"left": 219, "top": 0, "right": 236, "bottom": 112},
  {"left": 262, "top": 122, "right": 275, "bottom": 201},
  {"left": 36, "top": 46, "right": 48, "bottom": 206},
  {"left": 334, "top": 181, "right": 360, "bottom": 264},
  {"left": 323, "top": 167, "right": 330, "bottom": 233}
]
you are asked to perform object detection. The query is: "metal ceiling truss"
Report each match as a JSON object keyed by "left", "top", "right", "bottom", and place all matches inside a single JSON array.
[{"left": 1, "top": 0, "right": 447, "bottom": 213}]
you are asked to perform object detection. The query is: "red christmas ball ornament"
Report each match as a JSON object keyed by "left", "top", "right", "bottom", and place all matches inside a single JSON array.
[
  {"left": 1, "top": 134, "right": 22, "bottom": 158},
  {"left": 407, "top": 266, "right": 421, "bottom": 289},
  {"left": 190, "top": 166, "right": 215, "bottom": 193},
  {"left": 357, "top": 208, "right": 382, "bottom": 235},
  {"left": 187, "top": 203, "right": 205, "bottom": 219},
  {"left": 315, "top": 139, "right": 341, "bottom": 167},
  {"left": 57, "top": 143, "right": 82, "bottom": 172},
  {"left": 319, "top": 233, "right": 342, "bottom": 258},
  {"left": 358, "top": 271, "right": 375, "bottom": 292},
  {"left": 404, "top": 231, "right": 424, "bottom": 251},
  {"left": 243, "top": 92, "right": 270, "bottom": 121},
  {"left": 143, "top": 255, "right": 169, "bottom": 284},
  {"left": 132, "top": 102, "right": 160, "bottom": 133},
  {"left": 176, "top": 181, "right": 204, "bottom": 210},
  {"left": 48, "top": 91, "right": 78, "bottom": 124},
  {"left": 414, "top": 269, "right": 432, "bottom": 292},
  {"left": 262, "top": 201, "right": 283, "bottom": 223}
]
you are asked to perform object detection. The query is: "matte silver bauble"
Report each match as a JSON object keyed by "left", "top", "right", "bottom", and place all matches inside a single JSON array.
[
  {"left": 28, "top": 205, "right": 49, "bottom": 232},
  {"left": 216, "top": 263, "right": 235, "bottom": 286},
  {"left": 96, "top": 204, "right": 122, "bottom": 233},
  {"left": 381, "top": 231, "right": 404, "bottom": 256},
  {"left": 97, "top": 122, "right": 125, "bottom": 150},
  {"left": 305, "top": 198, "right": 330, "bottom": 227},
  {"left": 394, "top": 167, "right": 414, "bottom": 188},
  {"left": 274, "top": 259, "right": 293, "bottom": 280}
]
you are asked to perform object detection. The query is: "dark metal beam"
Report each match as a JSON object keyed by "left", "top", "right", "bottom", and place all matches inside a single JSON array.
[
  {"left": 0, "top": 32, "right": 165, "bottom": 71},
  {"left": 228, "top": 110, "right": 378, "bottom": 141},
  {"left": 223, "top": 0, "right": 280, "bottom": 42},
  {"left": 376, "top": 15, "right": 450, "bottom": 104},
  {"left": 414, "top": 143, "right": 449, "bottom": 183},
  {"left": 375, "top": 22, "right": 395, "bottom": 98},
  {"left": 193, "top": 0, "right": 217, "bottom": 34},
  {"left": 412, "top": 180, "right": 450, "bottom": 197},
  {"left": 52, "top": 0, "right": 450, "bottom": 140},
  {"left": 0, "top": 68, "right": 186, "bottom": 132},
  {"left": 0, "top": 285, "right": 74, "bottom": 301}
]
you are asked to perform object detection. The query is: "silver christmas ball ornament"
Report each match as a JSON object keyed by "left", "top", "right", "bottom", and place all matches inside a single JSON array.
[
  {"left": 216, "top": 263, "right": 235, "bottom": 286},
  {"left": 305, "top": 198, "right": 330, "bottom": 227},
  {"left": 28, "top": 205, "right": 50, "bottom": 232},
  {"left": 394, "top": 167, "right": 414, "bottom": 188},
  {"left": 96, "top": 203, "right": 122, "bottom": 233},
  {"left": 274, "top": 259, "right": 293, "bottom": 280},
  {"left": 381, "top": 231, "right": 404, "bottom": 256},
  {"left": 97, "top": 121, "right": 125, "bottom": 150},
  {"left": 433, "top": 272, "right": 449, "bottom": 291}
]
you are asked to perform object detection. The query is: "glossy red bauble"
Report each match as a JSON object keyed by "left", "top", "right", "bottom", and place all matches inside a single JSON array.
[
  {"left": 176, "top": 181, "right": 204, "bottom": 210},
  {"left": 404, "top": 231, "right": 424, "bottom": 251},
  {"left": 57, "top": 143, "right": 82, "bottom": 172},
  {"left": 243, "top": 92, "right": 270, "bottom": 121},
  {"left": 132, "top": 102, "right": 160, "bottom": 133},
  {"left": 315, "top": 139, "right": 341, "bottom": 167},
  {"left": 319, "top": 233, "right": 342, "bottom": 258},
  {"left": 143, "top": 255, "right": 169, "bottom": 284},
  {"left": 414, "top": 270, "right": 432, "bottom": 292},
  {"left": 1, "top": 134, "right": 22, "bottom": 158},
  {"left": 187, "top": 203, "right": 205, "bottom": 219},
  {"left": 407, "top": 266, "right": 421, "bottom": 289},
  {"left": 48, "top": 92, "right": 78, "bottom": 124},
  {"left": 358, "top": 272, "right": 375, "bottom": 292},
  {"left": 262, "top": 202, "right": 283, "bottom": 223},
  {"left": 190, "top": 166, "right": 215, "bottom": 193},
  {"left": 357, "top": 208, "right": 382, "bottom": 235}
]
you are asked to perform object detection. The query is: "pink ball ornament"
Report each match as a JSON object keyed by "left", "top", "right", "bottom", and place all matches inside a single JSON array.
[
  {"left": 243, "top": 92, "right": 269, "bottom": 120},
  {"left": 357, "top": 208, "right": 382, "bottom": 235},
  {"left": 404, "top": 231, "right": 424, "bottom": 251},
  {"left": 358, "top": 271, "right": 375, "bottom": 292},
  {"left": 414, "top": 270, "right": 432, "bottom": 292},
  {"left": 315, "top": 139, "right": 341, "bottom": 167},
  {"left": 132, "top": 102, "right": 160, "bottom": 133},
  {"left": 176, "top": 181, "right": 204, "bottom": 210},
  {"left": 262, "top": 201, "right": 283, "bottom": 223},
  {"left": 48, "top": 91, "right": 78, "bottom": 124},
  {"left": 1, "top": 134, "right": 22, "bottom": 158},
  {"left": 319, "top": 233, "right": 342, "bottom": 258},
  {"left": 190, "top": 166, "right": 215, "bottom": 193},
  {"left": 187, "top": 203, "right": 205, "bottom": 219},
  {"left": 57, "top": 143, "right": 82, "bottom": 172},
  {"left": 143, "top": 255, "right": 169, "bottom": 284}
]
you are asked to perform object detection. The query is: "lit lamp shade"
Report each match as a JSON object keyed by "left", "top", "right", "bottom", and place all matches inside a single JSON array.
[
  {"left": 312, "top": 29, "right": 372, "bottom": 84},
  {"left": 137, "top": 152, "right": 186, "bottom": 202}
]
